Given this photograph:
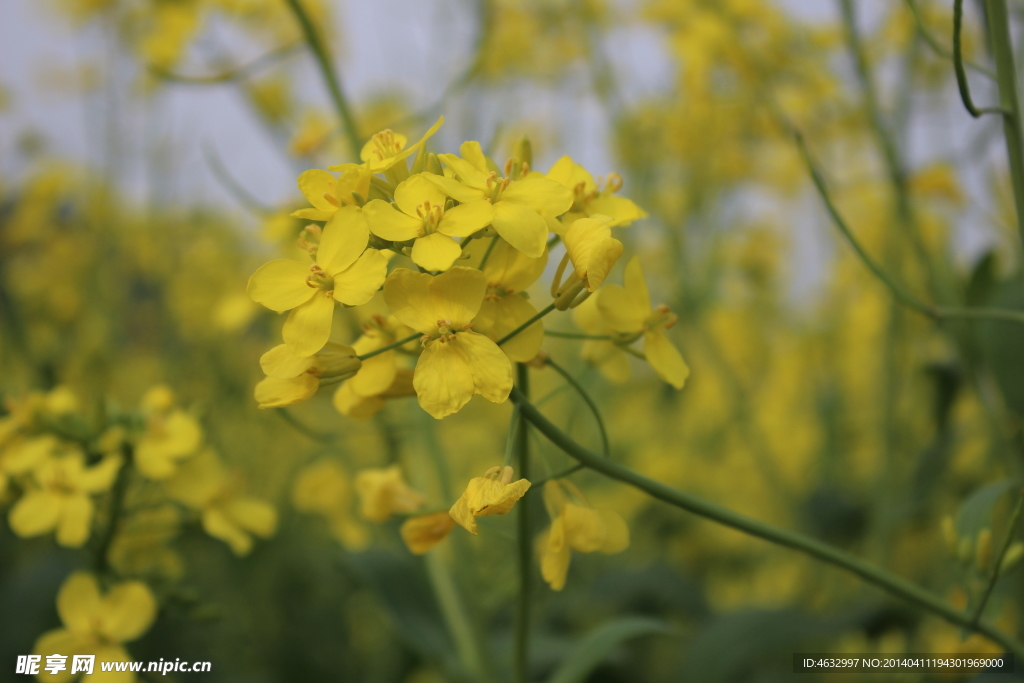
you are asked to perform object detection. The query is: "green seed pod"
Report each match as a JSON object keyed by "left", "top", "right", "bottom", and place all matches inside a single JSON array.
[
  {"left": 1000, "top": 542, "right": 1024, "bottom": 574},
  {"left": 975, "top": 528, "right": 993, "bottom": 573},
  {"left": 941, "top": 515, "right": 958, "bottom": 557}
]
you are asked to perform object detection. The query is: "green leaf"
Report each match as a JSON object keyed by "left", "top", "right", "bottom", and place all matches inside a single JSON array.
[
  {"left": 546, "top": 616, "right": 674, "bottom": 683},
  {"left": 956, "top": 480, "right": 1016, "bottom": 538}
]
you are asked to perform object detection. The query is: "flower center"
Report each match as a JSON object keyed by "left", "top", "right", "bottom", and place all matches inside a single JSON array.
[
  {"left": 415, "top": 201, "right": 445, "bottom": 236},
  {"left": 422, "top": 318, "right": 473, "bottom": 346},
  {"left": 485, "top": 172, "right": 511, "bottom": 202},
  {"left": 305, "top": 263, "right": 334, "bottom": 296},
  {"left": 643, "top": 304, "right": 677, "bottom": 331},
  {"left": 368, "top": 129, "right": 403, "bottom": 162}
]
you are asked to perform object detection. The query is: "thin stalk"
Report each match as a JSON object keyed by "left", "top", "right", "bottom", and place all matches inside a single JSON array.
[
  {"left": 904, "top": 0, "right": 995, "bottom": 78},
  {"left": 149, "top": 41, "right": 300, "bottom": 84},
  {"left": 954, "top": 0, "right": 1012, "bottom": 117},
  {"left": 971, "top": 490, "right": 1024, "bottom": 626},
  {"left": 514, "top": 364, "right": 531, "bottom": 683},
  {"left": 544, "top": 357, "right": 610, "bottom": 457},
  {"left": 94, "top": 444, "right": 133, "bottom": 576},
  {"left": 498, "top": 303, "right": 557, "bottom": 346},
  {"left": 478, "top": 235, "right": 499, "bottom": 270},
  {"left": 533, "top": 464, "right": 585, "bottom": 487},
  {"left": 984, "top": 0, "right": 1024, "bottom": 248},
  {"left": 508, "top": 387, "right": 1024, "bottom": 661},
  {"left": 203, "top": 144, "right": 273, "bottom": 214},
  {"left": 545, "top": 330, "right": 612, "bottom": 341},
  {"left": 275, "top": 407, "right": 336, "bottom": 443},
  {"left": 283, "top": 0, "right": 362, "bottom": 155},
  {"left": 358, "top": 333, "right": 421, "bottom": 361}
]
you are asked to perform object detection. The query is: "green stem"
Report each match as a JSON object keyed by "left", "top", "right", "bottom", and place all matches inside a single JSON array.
[
  {"left": 149, "top": 41, "right": 301, "bottom": 84},
  {"left": 358, "top": 332, "right": 421, "bottom": 361},
  {"left": 275, "top": 407, "right": 336, "bottom": 443},
  {"left": 508, "top": 387, "right": 1024, "bottom": 661},
  {"left": 478, "top": 235, "right": 499, "bottom": 270},
  {"left": 796, "top": 131, "right": 1024, "bottom": 326},
  {"left": 545, "top": 330, "right": 612, "bottom": 341},
  {"left": 984, "top": 0, "right": 1024, "bottom": 248},
  {"left": 971, "top": 490, "right": 1024, "bottom": 626},
  {"left": 514, "top": 364, "right": 531, "bottom": 683},
  {"left": 498, "top": 303, "right": 557, "bottom": 346},
  {"left": 533, "top": 464, "right": 584, "bottom": 487},
  {"left": 544, "top": 357, "right": 609, "bottom": 457},
  {"left": 283, "top": 0, "right": 362, "bottom": 155},
  {"left": 94, "top": 444, "right": 133, "bottom": 576},
  {"left": 953, "top": 0, "right": 1011, "bottom": 117},
  {"left": 903, "top": 0, "right": 995, "bottom": 78}
]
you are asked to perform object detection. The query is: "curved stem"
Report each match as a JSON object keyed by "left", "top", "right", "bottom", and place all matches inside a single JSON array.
[
  {"left": 545, "top": 330, "right": 612, "bottom": 341},
  {"left": 971, "top": 490, "right": 1024, "bottom": 626},
  {"left": 953, "top": 0, "right": 1012, "bottom": 117},
  {"left": 984, "top": 0, "right": 1024, "bottom": 248},
  {"left": 498, "top": 303, "right": 557, "bottom": 346},
  {"left": 203, "top": 144, "right": 273, "bottom": 215},
  {"left": 283, "top": 0, "right": 362, "bottom": 155},
  {"left": 94, "top": 444, "right": 133, "bottom": 576},
  {"left": 149, "top": 41, "right": 300, "bottom": 84},
  {"left": 275, "top": 407, "right": 336, "bottom": 443},
  {"left": 903, "top": 0, "right": 995, "bottom": 78},
  {"left": 513, "top": 364, "right": 531, "bottom": 683},
  {"left": 796, "top": 130, "right": 1024, "bottom": 326},
  {"left": 507, "top": 387, "right": 1024, "bottom": 661},
  {"left": 544, "top": 357, "right": 609, "bottom": 457},
  {"left": 357, "top": 333, "right": 421, "bottom": 361}
]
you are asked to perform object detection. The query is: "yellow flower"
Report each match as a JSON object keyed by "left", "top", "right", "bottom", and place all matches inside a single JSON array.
[
  {"left": 292, "top": 164, "right": 372, "bottom": 222},
  {"left": 546, "top": 156, "right": 646, "bottom": 231},
  {"left": 561, "top": 215, "right": 623, "bottom": 292},
  {"left": 289, "top": 110, "right": 335, "bottom": 157},
  {"left": 469, "top": 238, "right": 548, "bottom": 362},
  {"left": 363, "top": 173, "right": 493, "bottom": 271},
  {"left": 401, "top": 511, "right": 456, "bottom": 554},
  {"left": 573, "top": 296, "right": 631, "bottom": 384},
  {"left": 354, "top": 465, "right": 427, "bottom": 522},
  {"left": 597, "top": 256, "right": 690, "bottom": 389},
  {"left": 292, "top": 459, "right": 368, "bottom": 549},
  {"left": 108, "top": 505, "right": 184, "bottom": 580},
  {"left": 449, "top": 465, "right": 530, "bottom": 535},
  {"left": 9, "top": 450, "right": 122, "bottom": 547},
  {"left": 0, "top": 434, "right": 60, "bottom": 498},
  {"left": 383, "top": 267, "right": 513, "bottom": 418},
  {"left": 254, "top": 342, "right": 361, "bottom": 408},
  {"left": 247, "top": 207, "right": 387, "bottom": 356},
  {"left": 427, "top": 141, "right": 572, "bottom": 258},
  {"left": 33, "top": 573, "right": 157, "bottom": 682},
  {"left": 165, "top": 450, "right": 277, "bottom": 556},
  {"left": 330, "top": 116, "right": 445, "bottom": 175},
  {"left": 332, "top": 318, "right": 417, "bottom": 418},
  {"left": 134, "top": 385, "right": 202, "bottom": 479},
  {"left": 537, "top": 480, "right": 629, "bottom": 591}
]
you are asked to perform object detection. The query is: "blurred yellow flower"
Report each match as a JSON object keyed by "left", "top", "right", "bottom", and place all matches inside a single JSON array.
[
  {"left": 254, "top": 342, "right": 360, "bottom": 408},
  {"left": 537, "top": 480, "right": 629, "bottom": 591},
  {"left": 292, "top": 165, "right": 372, "bottom": 221},
  {"left": 354, "top": 465, "right": 426, "bottom": 522},
  {"left": 401, "top": 511, "right": 456, "bottom": 554},
  {"left": 293, "top": 459, "right": 368, "bottom": 549},
  {"left": 364, "top": 173, "right": 493, "bottom": 271},
  {"left": 449, "top": 465, "right": 530, "bottom": 535},
  {"left": 337, "top": 116, "right": 444, "bottom": 175},
  {"left": 33, "top": 573, "right": 157, "bottom": 682},
  {"left": 561, "top": 215, "right": 623, "bottom": 293},
  {"left": 135, "top": 385, "right": 202, "bottom": 479},
  {"left": 9, "top": 451, "right": 122, "bottom": 547},
  {"left": 546, "top": 156, "right": 646, "bottom": 230}
]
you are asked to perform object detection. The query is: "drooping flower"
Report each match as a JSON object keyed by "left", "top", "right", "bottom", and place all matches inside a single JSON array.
[
  {"left": 469, "top": 238, "right": 549, "bottom": 362},
  {"left": 597, "top": 256, "right": 690, "bottom": 389},
  {"left": 537, "top": 480, "right": 629, "bottom": 591},
  {"left": 427, "top": 141, "right": 572, "bottom": 258},
  {"left": 134, "top": 385, "right": 202, "bottom": 479},
  {"left": 247, "top": 206, "right": 387, "bottom": 356},
  {"left": 292, "top": 459, "right": 368, "bottom": 549},
  {"left": 573, "top": 296, "right": 631, "bottom": 384},
  {"left": 9, "top": 450, "right": 122, "bottom": 547},
  {"left": 449, "top": 465, "right": 531, "bottom": 535},
  {"left": 363, "top": 173, "right": 493, "bottom": 271},
  {"left": 546, "top": 156, "right": 646, "bottom": 231},
  {"left": 164, "top": 450, "right": 277, "bottom": 556},
  {"left": 33, "top": 573, "right": 157, "bottom": 682},
  {"left": 560, "top": 215, "right": 623, "bottom": 293},
  {"left": 332, "top": 319, "right": 417, "bottom": 419},
  {"left": 254, "top": 342, "right": 361, "bottom": 408},
  {"left": 354, "top": 465, "right": 427, "bottom": 522},
  {"left": 383, "top": 267, "right": 513, "bottom": 418}
]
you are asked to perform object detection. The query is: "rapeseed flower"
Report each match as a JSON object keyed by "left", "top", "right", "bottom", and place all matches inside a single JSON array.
[
  {"left": 354, "top": 465, "right": 427, "bottom": 522},
  {"left": 449, "top": 465, "right": 530, "bottom": 535}
]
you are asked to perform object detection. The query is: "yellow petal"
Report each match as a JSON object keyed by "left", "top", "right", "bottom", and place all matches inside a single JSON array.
[
  {"left": 247, "top": 260, "right": 316, "bottom": 312},
  {"left": 584, "top": 341, "right": 631, "bottom": 384},
  {"left": 297, "top": 168, "right": 338, "bottom": 212},
  {"left": 319, "top": 205, "right": 369, "bottom": 276},
  {"left": 99, "top": 581, "right": 158, "bottom": 643},
  {"left": 644, "top": 328, "right": 689, "bottom": 389},
  {"left": 363, "top": 199, "right": 422, "bottom": 242},
  {"left": 597, "top": 285, "right": 646, "bottom": 334},
  {"left": 394, "top": 173, "right": 448, "bottom": 217},
  {"left": 440, "top": 150, "right": 489, "bottom": 188},
  {"left": 34, "top": 629, "right": 90, "bottom": 680},
  {"left": 502, "top": 177, "right": 573, "bottom": 216},
  {"left": 564, "top": 216, "right": 623, "bottom": 291},
  {"left": 483, "top": 295, "right": 544, "bottom": 363},
  {"left": 466, "top": 476, "right": 530, "bottom": 517},
  {"left": 449, "top": 493, "right": 477, "bottom": 534},
  {"left": 622, "top": 256, "right": 652, "bottom": 311},
  {"left": 539, "top": 517, "right": 571, "bottom": 591},
  {"left": 202, "top": 507, "right": 252, "bottom": 555},
  {"left": 478, "top": 239, "right": 547, "bottom": 292},
  {"left": 260, "top": 344, "right": 316, "bottom": 379},
  {"left": 492, "top": 200, "right": 548, "bottom": 258},
  {"left": 383, "top": 268, "right": 437, "bottom": 334},
  {"left": 291, "top": 207, "right": 335, "bottom": 221},
  {"left": 414, "top": 340, "right": 476, "bottom": 419},
  {"left": 596, "top": 509, "right": 630, "bottom": 554},
  {"left": 57, "top": 573, "right": 103, "bottom": 635},
  {"left": 224, "top": 497, "right": 277, "bottom": 538},
  {"left": 255, "top": 375, "right": 319, "bottom": 408},
  {"left": 282, "top": 293, "right": 335, "bottom": 357},
  {"left": 9, "top": 490, "right": 61, "bottom": 538},
  {"left": 454, "top": 330, "right": 513, "bottom": 403},
  {"left": 437, "top": 199, "right": 493, "bottom": 238},
  {"left": 429, "top": 266, "right": 487, "bottom": 326},
  {"left": 425, "top": 173, "right": 487, "bottom": 203},
  {"left": 333, "top": 381, "right": 386, "bottom": 419},
  {"left": 459, "top": 140, "right": 492, "bottom": 174},
  {"left": 56, "top": 494, "right": 93, "bottom": 547},
  {"left": 332, "top": 248, "right": 388, "bottom": 306},
  {"left": 412, "top": 233, "right": 462, "bottom": 272},
  {"left": 588, "top": 194, "right": 646, "bottom": 227},
  {"left": 350, "top": 352, "right": 396, "bottom": 397},
  {"left": 546, "top": 155, "right": 595, "bottom": 194},
  {"left": 401, "top": 512, "right": 456, "bottom": 554}
]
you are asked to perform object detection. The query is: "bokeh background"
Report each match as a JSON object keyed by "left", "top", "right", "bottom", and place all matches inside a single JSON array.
[{"left": 2, "top": 0, "right": 1024, "bottom": 681}]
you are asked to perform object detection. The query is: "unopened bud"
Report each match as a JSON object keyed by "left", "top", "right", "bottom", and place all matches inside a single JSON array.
[
  {"left": 514, "top": 136, "right": 533, "bottom": 168},
  {"left": 1000, "top": 542, "right": 1024, "bottom": 573},
  {"left": 425, "top": 152, "right": 443, "bottom": 176},
  {"left": 941, "top": 516, "right": 958, "bottom": 557}
]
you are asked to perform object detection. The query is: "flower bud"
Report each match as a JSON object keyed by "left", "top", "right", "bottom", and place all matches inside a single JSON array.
[
  {"left": 975, "top": 528, "right": 993, "bottom": 573},
  {"left": 941, "top": 515, "right": 958, "bottom": 557}
]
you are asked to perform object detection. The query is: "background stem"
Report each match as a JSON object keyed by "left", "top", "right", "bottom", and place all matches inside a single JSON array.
[{"left": 514, "top": 363, "right": 532, "bottom": 683}]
